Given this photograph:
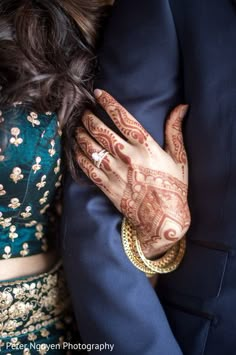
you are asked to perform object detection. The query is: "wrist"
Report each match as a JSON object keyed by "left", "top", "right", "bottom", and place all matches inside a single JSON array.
[
  {"left": 137, "top": 226, "right": 189, "bottom": 260},
  {"left": 121, "top": 218, "right": 186, "bottom": 275}
]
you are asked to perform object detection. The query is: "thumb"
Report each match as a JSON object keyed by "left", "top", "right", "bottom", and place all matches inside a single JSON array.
[{"left": 165, "top": 104, "right": 189, "bottom": 164}]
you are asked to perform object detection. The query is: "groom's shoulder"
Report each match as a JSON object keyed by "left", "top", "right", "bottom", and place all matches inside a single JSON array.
[{"left": 169, "top": 0, "right": 224, "bottom": 19}]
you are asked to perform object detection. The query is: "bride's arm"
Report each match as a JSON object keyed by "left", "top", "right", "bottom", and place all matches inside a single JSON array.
[
  {"left": 62, "top": 0, "right": 183, "bottom": 353},
  {"left": 76, "top": 90, "right": 190, "bottom": 259}
]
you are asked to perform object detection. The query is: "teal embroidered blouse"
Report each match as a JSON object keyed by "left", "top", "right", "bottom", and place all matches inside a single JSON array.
[{"left": 0, "top": 104, "right": 62, "bottom": 259}]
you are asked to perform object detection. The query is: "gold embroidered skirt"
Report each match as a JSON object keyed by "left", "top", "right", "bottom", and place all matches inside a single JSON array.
[{"left": 0, "top": 262, "right": 78, "bottom": 354}]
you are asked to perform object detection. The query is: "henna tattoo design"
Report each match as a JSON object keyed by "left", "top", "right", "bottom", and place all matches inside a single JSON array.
[
  {"left": 77, "top": 129, "right": 112, "bottom": 172},
  {"left": 98, "top": 92, "right": 149, "bottom": 144},
  {"left": 77, "top": 130, "right": 97, "bottom": 156},
  {"left": 166, "top": 106, "right": 187, "bottom": 165},
  {"left": 77, "top": 152, "right": 111, "bottom": 194},
  {"left": 79, "top": 93, "right": 190, "bottom": 257},
  {"left": 171, "top": 133, "right": 187, "bottom": 164},
  {"left": 85, "top": 114, "right": 131, "bottom": 164},
  {"left": 120, "top": 166, "right": 190, "bottom": 256}
]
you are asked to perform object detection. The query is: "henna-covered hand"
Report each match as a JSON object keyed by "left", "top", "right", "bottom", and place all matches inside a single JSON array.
[{"left": 76, "top": 90, "right": 190, "bottom": 258}]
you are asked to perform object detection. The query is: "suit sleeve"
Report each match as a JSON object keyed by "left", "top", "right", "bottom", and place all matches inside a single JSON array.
[{"left": 61, "top": 0, "right": 183, "bottom": 354}]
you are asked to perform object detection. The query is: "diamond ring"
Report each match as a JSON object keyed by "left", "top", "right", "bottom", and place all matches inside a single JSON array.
[{"left": 91, "top": 149, "right": 109, "bottom": 169}]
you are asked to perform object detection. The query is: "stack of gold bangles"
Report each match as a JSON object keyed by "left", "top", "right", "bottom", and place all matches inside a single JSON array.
[{"left": 121, "top": 218, "right": 186, "bottom": 277}]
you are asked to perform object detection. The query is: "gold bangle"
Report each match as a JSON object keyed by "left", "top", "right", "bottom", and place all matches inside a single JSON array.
[
  {"left": 121, "top": 219, "right": 156, "bottom": 277},
  {"left": 121, "top": 218, "right": 186, "bottom": 275},
  {"left": 135, "top": 235, "right": 186, "bottom": 274}
]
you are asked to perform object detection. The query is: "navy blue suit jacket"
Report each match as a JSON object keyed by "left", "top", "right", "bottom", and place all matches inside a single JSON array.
[{"left": 61, "top": 1, "right": 236, "bottom": 354}]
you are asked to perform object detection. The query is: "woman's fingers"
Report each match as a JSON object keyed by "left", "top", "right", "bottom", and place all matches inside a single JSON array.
[
  {"left": 76, "top": 127, "right": 117, "bottom": 174},
  {"left": 165, "top": 104, "right": 188, "bottom": 165},
  {"left": 82, "top": 110, "right": 131, "bottom": 165},
  {"left": 76, "top": 148, "right": 111, "bottom": 195},
  {"left": 94, "top": 89, "right": 151, "bottom": 146}
]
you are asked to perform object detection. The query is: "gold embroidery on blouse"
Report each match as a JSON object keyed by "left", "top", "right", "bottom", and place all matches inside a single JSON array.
[
  {"left": 32, "top": 157, "right": 42, "bottom": 173},
  {"left": 9, "top": 225, "right": 18, "bottom": 241},
  {"left": 40, "top": 204, "right": 50, "bottom": 215},
  {"left": 10, "top": 167, "right": 24, "bottom": 183},
  {"left": 57, "top": 121, "right": 62, "bottom": 137},
  {"left": 48, "top": 140, "right": 56, "bottom": 157},
  {"left": 2, "top": 246, "right": 12, "bottom": 259},
  {"left": 54, "top": 159, "right": 61, "bottom": 174},
  {"left": 0, "top": 213, "right": 12, "bottom": 228},
  {"left": 20, "top": 243, "right": 29, "bottom": 257},
  {"left": 27, "top": 112, "right": 40, "bottom": 127},
  {"left": 0, "top": 148, "right": 5, "bottom": 162},
  {"left": 0, "top": 184, "right": 6, "bottom": 196},
  {"left": 35, "top": 224, "right": 44, "bottom": 240},
  {"left": 39, "top": 191, "right": 49, "bottom": 205},
  {"left": 36, "top": 175, "right": 47, "bottom": 190},
  {"left": 8, "top": 198, "right": 21, "bottom": 210},
  {"left": 9, "top": 128, "right": 23, "bottom": 147},
  {"left": 20, "top": 206, "right": 32, "bottom": 219},
  {"left": 55, "top": 175, "right": 62, "bottom": 188},
  {"left": 45, "top": 112, "right": 52, "bottom": 116},
  {"left": 25, "top": 220, "right": 37, "bottom": 227}
]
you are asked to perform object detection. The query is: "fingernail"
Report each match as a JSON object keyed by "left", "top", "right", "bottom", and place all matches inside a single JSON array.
[
  {"left": 94, "top": 89, "right": 102, "bottom": 98},
  {"left": 179, "top": 105, "right": 189, "bottom": 119}
]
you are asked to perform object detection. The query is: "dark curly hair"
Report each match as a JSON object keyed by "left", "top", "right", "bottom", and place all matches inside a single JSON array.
[{"left": 0, "top": 0, "right": 108, "bottom": 177}]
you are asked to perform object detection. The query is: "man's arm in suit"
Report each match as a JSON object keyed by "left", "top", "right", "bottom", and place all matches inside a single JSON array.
[{"left": 62, "top": 1, "right": 183, "bottom": 354}]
